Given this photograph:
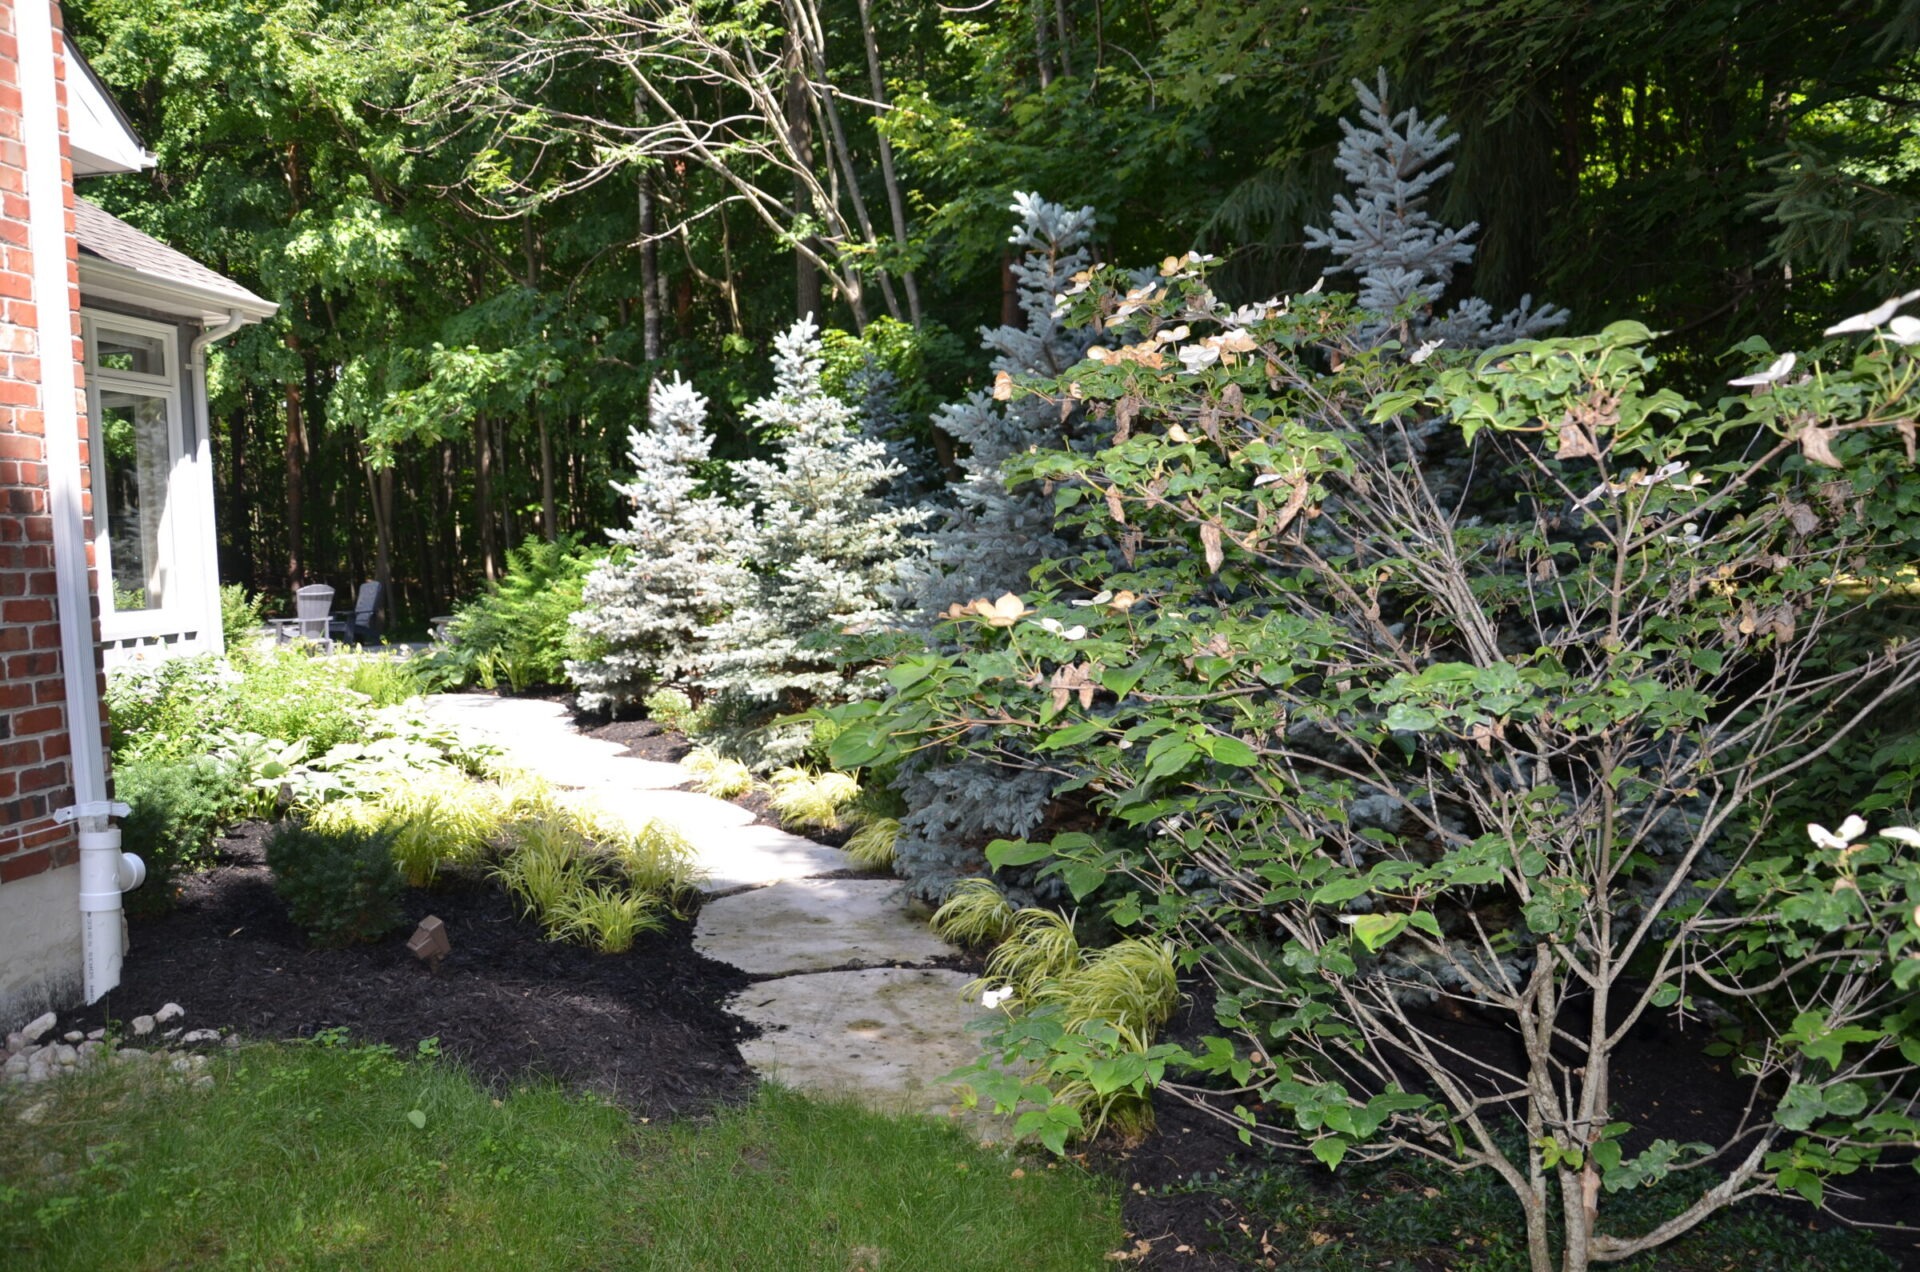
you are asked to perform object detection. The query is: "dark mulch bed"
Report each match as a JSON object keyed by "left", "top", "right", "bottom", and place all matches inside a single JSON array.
[{"left": 68, "top": 823, "right": 756, "bottom": 1120}]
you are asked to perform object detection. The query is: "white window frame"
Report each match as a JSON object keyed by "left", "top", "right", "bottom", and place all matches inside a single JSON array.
[{"left": 83, "top": 309, "right": 186, "bottom": 639}]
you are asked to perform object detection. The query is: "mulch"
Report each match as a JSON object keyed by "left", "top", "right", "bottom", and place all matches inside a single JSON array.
[
  {"left": 77, "top": 688, "right": 1919, "bottom": 1269},
  {"left": 67, "top": 822, "right": 756, "bottom": 1120}
]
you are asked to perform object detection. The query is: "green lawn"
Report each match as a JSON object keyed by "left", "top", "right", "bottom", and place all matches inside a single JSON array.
[{"left": 0, "top": 1039, "right": 1123, "bottom": 1271}]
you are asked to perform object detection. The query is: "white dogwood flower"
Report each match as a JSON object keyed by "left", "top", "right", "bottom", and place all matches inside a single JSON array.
[
  {"left": 1808, "top": 815, "right": 1869, "bottom": 850},
  {"left": 981, "top": 986, "right": 1016, "bottom": 1009},
  {"left": 1728, "top": 352, "right": 1795, "bottom": 388}
]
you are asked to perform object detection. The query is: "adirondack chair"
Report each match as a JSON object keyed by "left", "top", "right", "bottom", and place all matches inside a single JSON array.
[
  {"left": 278, "top": 584, "right": 335, "bottom": 652},
  {"left": 329, "top": 581, "right": 385, "bottom": 647}
]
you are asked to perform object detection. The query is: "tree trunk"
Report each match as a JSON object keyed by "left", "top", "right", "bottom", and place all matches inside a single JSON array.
[
  {"left": 283, "top": 340, "right": 305, "bottom": 588},
  {"left": 474, "top": 413, "right": 497, "bottom": 582},
  {"left": 538, "top": 409, "right": 557, "bottom": 541},
  {"left": 855, "top": 0, "right": 922, "bottom": 326},
  {"left": 1001, "top": 251, "right": 1021, "bottom": 328},
  {"left": 366, "top": 461, "right": 395, "bottom": 630},
  {"left": 228, "top": 401, "right": 252, "bottom": 591},
  {"left": 786, "top": 30, "right": 822, "bottom": 321}
]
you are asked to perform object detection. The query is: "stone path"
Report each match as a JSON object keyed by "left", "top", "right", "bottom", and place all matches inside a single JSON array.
[{"left": 421, "top": 694, "right": 991, "bottom": 1119}]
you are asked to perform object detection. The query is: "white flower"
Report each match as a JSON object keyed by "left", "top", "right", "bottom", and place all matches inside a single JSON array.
[
  {"left": 1253, "top": 473, "right": 1287, "bottom": 487},
  {"left": 1824, "top": 289, "right": 1920, "bottom": 336},
  {"left": 1808, "top": 815, "right": 1869, "bottom": 850},
  {"left": 1728, "top": 352, "right": 1795, "bottom": 388},
  {"left": 1888, "top": 314, "right": 1920, "bottom": 346},
  {"left": 1179, "top": 344, "right": 1221, "bottom": 372},
  {"left": 1061, "top": 625, "right": 1088, "bottom": 641},
  {"left": 980, "top": 986, "right": 1016, "bottom": 1010},
  {"left": 1410, "top": 338, "right": 1445, "bottom": 365},
  {"left": 1881, "top": 827, "right": 1920, "bottom": 847},
  {"left": 1072, "top": 589, "right": 1114, "bottom": 608}
]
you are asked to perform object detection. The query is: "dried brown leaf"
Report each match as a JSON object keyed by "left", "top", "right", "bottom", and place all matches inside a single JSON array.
[{"left": 1200, "top": 522, "right": 1225, "bottom": 573}]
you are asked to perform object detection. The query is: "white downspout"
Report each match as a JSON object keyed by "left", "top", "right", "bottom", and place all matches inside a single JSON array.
[
  {"left": 19, "top": 0, "right": 143, "bottom": 1003},
  {"left": 189, "top": 311, "right": 245, "bottom": 655}
]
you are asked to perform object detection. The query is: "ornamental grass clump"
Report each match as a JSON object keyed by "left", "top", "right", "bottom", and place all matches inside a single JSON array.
[
  {"left": 545, "top": 882, "right": 666, "bottom": 954},
  {"left": 843, "top": 816, "right": 902, "bottom": 868},
  {"left": 313, "top": 774, "right": 507, "bottom": 888},
  {"left": 929, "top": 877, "right": 1017, "bottom": 947},
  {"left": 684, "top": 746, "right": 754, "bottom": 799},
  {"left": 493, "top": 814, "right": 592, "bottom": 921},
  {"left": 767, "top": 766, "right": 861, "bottom": 832}
]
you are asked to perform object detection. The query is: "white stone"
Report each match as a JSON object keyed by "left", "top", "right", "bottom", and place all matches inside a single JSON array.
[
  {"left": 729, "top": 968, "right": 992, "bottom": 1120},
  {"left": 179, "top": 1029, "right": 220, "bottom": 1045},
  {"left": 86, "top": 1029, "right": 104, "bottom": 1042},
  {"left": 53, "top": 1044, "right": 77, "bottom": 1066},
  {"left": 154, "top": 1003, "right": 184, "bottom": 1024},
  {"left": 191, "top": 1075, "right": 214, "bottom": 1091},
  {"left": 4, "top": 1032, "right": 24, "bottom": 1055},
  {"left": 62, "top": 1030, "right": 83, "bottom": 1043},
  {"left": 695, "top": 879, "right": 947, "bottom": 975},
  {"left": 130, "top": 1015, "right": 154, "bottom": 1037},
  {"left": 20, "top": 1012, "right": 56, "bottom": 1044}
]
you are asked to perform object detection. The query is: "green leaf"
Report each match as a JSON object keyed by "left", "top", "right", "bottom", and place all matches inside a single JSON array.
[
  {"left": 1311, "top": 877, "right": 1370, "bottom": 906},
  {"left": 1311, "top": 1136, "right": 1349, "bottom": 1170},
  {"left": 406, "top": 1109, "right": 427, "bottom": 1130},
  {"left": 1348, "top": 914, "right": 1407, "bottom": 952},
  {"left": 1209, "top": 735, "right": 1259, "bottom": 766},
  {"left": 985, "top": 838, "right": 1055, "bottom": 868},
  {"left": 1384, "top": 703, "right": 1439, "bottom": 732},
  {"left": 1062, "top": 862, "right": 1106, "bottom": 901}
]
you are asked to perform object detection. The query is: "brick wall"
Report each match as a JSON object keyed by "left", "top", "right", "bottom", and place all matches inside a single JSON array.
[{"left": 0, "top": 0, "right": 100, "bottom": 886}]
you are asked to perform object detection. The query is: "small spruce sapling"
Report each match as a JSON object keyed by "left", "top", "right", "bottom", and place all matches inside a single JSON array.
[
  {"left": 568, "top": 375, "right": 745, "bottom": 711},
  {"left": 696, "top": 317, "right": 926, "bottom": 764},
  {"left": 1306, "top": 71, "right": 1567, "bottom": 348}
]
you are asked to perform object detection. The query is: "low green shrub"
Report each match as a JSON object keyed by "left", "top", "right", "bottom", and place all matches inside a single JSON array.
[
  {"left": 422, "top": 535, "right": 606, "bottom": 692},
  {"left": 643, "top": 687, "right": 715, "bottom": 735},
  {"left": 265, "top": 821, "right": 404, "bottom": 947},
  {"left": 115, "top": 754, "right": 246, "bottom": 915},
  {"left": 218, "top": 584, "right": 266, "bottom": 654}
]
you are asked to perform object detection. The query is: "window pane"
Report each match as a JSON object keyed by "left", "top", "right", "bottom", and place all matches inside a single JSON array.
[
  {"left": 99, "top": 389, "right": 170, "bottom": 611},
  {"left": 93, "top": 328, "right": 168, "bottom": 376}
]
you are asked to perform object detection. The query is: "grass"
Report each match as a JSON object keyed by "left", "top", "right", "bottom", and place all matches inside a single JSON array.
[
  {"left": 545, "top": 882, "right": 666, "bottom": 953},
  {"left": 844, "top": 815, "right": 902, "bottom": 868},
  {"left": 0, "top": 1042, "right": 1124, "bottom": 1272}
]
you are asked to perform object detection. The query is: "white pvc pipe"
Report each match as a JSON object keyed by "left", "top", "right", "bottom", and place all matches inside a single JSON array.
[{"left": 19, "top": 2, "right": 139, "bottom": 1003}]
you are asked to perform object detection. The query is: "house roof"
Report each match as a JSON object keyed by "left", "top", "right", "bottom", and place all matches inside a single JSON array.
[
  {"left": 65, "top": 34, "right": 153, "bottom": 177},
  {"left": 74, "top": 198, "right": 277, "bottom": 325}
]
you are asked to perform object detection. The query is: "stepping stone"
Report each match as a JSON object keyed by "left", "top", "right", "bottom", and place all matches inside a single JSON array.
[
  {"left": 422, "top": 694, "right": 687, "bottom": 791},
  {"left": 568, "top": 790, "right": 854, "bottom": 892},
  {"left": 729, "top": 967, "right": 991, "bottom": 1120},
  {"left": 695, "top": 879, "right": 947, "bottom": 975}
]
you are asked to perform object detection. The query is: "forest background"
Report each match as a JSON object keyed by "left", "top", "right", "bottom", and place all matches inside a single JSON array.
[{"left": 65, "top": 0, "right": 1920, "bottom": 627}]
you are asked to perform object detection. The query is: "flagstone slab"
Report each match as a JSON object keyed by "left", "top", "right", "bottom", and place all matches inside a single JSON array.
[
  {"left": 694, "top": 879, "right": 947, "bottom": 974},
  {"left": 729, "top": 967, "right": 989, "bottom": 1119},
  {"left": 569, "top": 790, "right": 854, "bottom": 892},
  {"left": 421, "top": 694, "right": 689, "bottom": 790}
]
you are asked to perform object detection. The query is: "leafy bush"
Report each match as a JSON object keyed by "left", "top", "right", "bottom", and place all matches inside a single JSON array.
[
  {"left": 426, "top": 535, "right": 604, "bottom": 693},
  {"left": 115, "top": 754, "right": 246, "bottom": 914},
  {"left": 265, "top": 821, "right": 404, "bottom": 947},
  {"left": 835, "top": 256, "right": 1920, "bottom": 1266},
  {"left": 642, "top": 687, "right": 714, "bottom": 736},
  {"left": 107, "top": 651, "right": 388, "bottom": 765},
  {"left": 492, "top": 814, "right": 590, "bottom": 920},
  {"left": 218, "top": 584, "right": 266, "bottom": 654}
]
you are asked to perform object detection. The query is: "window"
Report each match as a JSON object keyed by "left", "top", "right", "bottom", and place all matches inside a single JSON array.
[{"left": 84, "top": 313, "right": 182, "bottom": 619}]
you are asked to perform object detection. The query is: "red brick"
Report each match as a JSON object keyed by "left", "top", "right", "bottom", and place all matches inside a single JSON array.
[
  {"left": 19, "top": 761, "right": 66, "bottom": 793},
  {"left": 0, "top": 846, "right": 49, "bottom": 882},
  {"left": 11, "top": 703, "right": 59, "bottom": 735}
]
